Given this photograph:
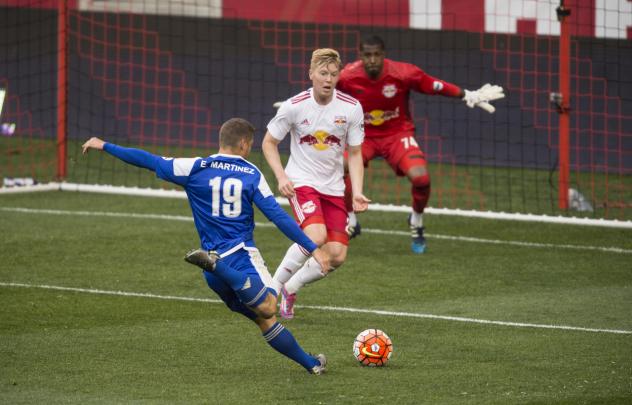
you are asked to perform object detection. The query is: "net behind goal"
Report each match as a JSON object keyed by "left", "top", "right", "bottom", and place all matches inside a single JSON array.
[{"left": 1, "top": 1, "right": 630, "bottom": 222}]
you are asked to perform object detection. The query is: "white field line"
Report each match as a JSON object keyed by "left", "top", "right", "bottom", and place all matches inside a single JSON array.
[
  {"left": 361, "top": 227, "right": 632, "bottom": 254},
  {"left": 2, "top": 206, "right": 631, "bottom": 254},
  {"left": 4, "top": 182, "right": 631, "bottom": 229},
  {"left": 1, "top": 282, "right": 630, "bottom": 335}
]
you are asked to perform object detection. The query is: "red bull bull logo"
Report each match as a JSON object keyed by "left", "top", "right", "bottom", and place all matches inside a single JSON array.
[
  {"left": 365, "top": 107, "right": 399, "bottom": 126},
  {"left": 323, "top": 135, "right": 341, "bottom": 147},
  {"left": 299, "top": 130, "right": 342, "bottom": 151},
  {"left": 299, "top": 134, "right": 319, "bottom": 145}
]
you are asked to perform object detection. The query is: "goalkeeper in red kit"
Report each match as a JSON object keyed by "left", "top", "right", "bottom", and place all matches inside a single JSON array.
[{"left": 337, "top": 35, "right": 504, "bottom": 253}]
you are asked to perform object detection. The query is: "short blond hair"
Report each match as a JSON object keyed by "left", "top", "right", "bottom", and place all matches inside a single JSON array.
[{"left": 309, "top": 48, "right": 341, "bottom": 72}]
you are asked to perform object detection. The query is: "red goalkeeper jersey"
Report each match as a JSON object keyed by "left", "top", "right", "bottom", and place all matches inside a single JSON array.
[{"left": 338, "top": 58, "right": 461, "bottom": 138}]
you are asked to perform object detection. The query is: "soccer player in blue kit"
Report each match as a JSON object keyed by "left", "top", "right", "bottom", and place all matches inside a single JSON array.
[{"left": 81, "top": 118, "right": 330, "bottom": 374}]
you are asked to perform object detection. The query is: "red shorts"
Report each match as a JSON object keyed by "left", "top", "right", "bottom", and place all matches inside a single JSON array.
[
  {"left": 289, "top": 186, "right": 348, "bottom": 245},
  {"left": 362, "top": 131, "right": 427, "bottom": 176}
]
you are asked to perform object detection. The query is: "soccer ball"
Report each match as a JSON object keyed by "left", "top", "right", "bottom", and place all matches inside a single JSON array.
[{"left": 353, "top": 328, "right": 393, "bottom": 367}]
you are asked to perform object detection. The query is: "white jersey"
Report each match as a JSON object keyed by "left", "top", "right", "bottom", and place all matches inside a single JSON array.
[{"left": 267, "top": 88, "right": 364, "bottom": 196}]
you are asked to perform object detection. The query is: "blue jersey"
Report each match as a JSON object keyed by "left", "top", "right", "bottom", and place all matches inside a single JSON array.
[{"left": 103, "top": 143, "right": 318, "bottom": 256}]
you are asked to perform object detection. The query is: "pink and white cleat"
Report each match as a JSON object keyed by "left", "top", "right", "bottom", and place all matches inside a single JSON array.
[{"left": 279, "top": 287, "right": 297, "bottom": 319}]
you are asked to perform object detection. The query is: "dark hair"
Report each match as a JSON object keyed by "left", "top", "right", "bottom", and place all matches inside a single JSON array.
[
  {"left": 359, "top": 35, "right": 385, "bottom": 51},
  {"left": 219, "top": 118, "right": 255, "bottom": 148}
]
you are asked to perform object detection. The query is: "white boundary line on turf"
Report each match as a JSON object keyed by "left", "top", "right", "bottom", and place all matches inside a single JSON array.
[
  {"left": 1, "top": 282, "right": 630, "bottom": 335},
  {"left": 361, "top": 227, "right": 632, "bottom": 254},
  {"left": 2, "top": 182, "right": 631, "bottom": 229},
  {"left": 2, "top": 206, "right": 631, "bottom": 255}
]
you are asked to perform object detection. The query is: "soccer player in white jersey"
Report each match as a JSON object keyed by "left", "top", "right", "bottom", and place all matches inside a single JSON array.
[
  {"left": 262, "top": 48, "right": 370, "bottom": 319},
  {"left": 81, "top": 118, "right": 330, "bottom": 374}
]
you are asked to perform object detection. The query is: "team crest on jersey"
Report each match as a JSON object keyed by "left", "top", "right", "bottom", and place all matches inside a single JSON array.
[
  {"left": 334, "top": 116, "right": 347, "bottom": 126},
  {"left": 382, "top": 84, "right": 397, "bottom": 98},
  {"left": 301, "top": 200, "right": 317, "bottom": 214}
]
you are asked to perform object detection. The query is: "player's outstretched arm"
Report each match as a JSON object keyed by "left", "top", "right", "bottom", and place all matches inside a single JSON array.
[
  {"left": 462, "top": 83, "right": 505, "bottom": 113},
  {"left": 347, "top": 144, "right": 370, "bottom": 212},
  {"left": 82, "top": 137, "right": 161, "bottom": 171}
]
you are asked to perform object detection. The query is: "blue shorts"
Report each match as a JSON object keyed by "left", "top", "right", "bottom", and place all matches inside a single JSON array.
[{"left": 202, "top": 247, "right": 274, "bottom": 320}]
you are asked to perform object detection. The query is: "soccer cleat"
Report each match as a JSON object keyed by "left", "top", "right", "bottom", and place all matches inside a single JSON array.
[
  {"left": 346, "top": 221, "right": 362, "bottom": 239},
  {"left": 279, "top": 287, "right": 297, "bottom": 319},
  {"left": 309, "top": 353, "right": 327, "bottom": 375},
  {"left": 407, "top": 214, "right": 426, "bottom": 254},
  {"left": 410, "top": 225, "right": 427, "bottom": 254},
  {"left": 184, "top": 248, "right": 219, "bottom": 271}
]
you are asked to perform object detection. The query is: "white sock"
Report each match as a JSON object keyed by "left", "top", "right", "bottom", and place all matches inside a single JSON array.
[
  {"left": 271, "top": 243, "right": 310, "bottom": 294},
  {"left": 284, "top": 257, "right": 329, "bottom": 295},
  {"left": 347, "top": 212, "right": 357, "bottom": 227},
  {"left": 410, "top": 211, "right": 423, "bottom": 228}
]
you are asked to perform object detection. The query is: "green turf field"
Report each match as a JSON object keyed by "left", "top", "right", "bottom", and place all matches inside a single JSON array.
[{"left": 1, "top": 191, "right": 631, "bottom": 404}]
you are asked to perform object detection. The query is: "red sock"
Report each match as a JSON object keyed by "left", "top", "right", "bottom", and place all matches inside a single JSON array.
[{"left": 411, "top": 174, "right": 431, "bottom": 213}]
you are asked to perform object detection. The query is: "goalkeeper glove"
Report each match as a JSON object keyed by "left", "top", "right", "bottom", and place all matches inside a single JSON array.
[{"left": 462, "top": 83, "right": 505, "bottom": 113}]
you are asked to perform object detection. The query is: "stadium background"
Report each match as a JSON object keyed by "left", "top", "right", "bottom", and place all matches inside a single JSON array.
[{"left": 1, "top": 0, "right": 630, "bottom": 220}]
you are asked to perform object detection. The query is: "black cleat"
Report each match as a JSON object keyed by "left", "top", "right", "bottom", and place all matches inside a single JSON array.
[
  {"left": 346, "top": 222, "right": 362, "bottom": 240},
  {"left": 184, "top": 249, "right": 219, "bottom": 271}
]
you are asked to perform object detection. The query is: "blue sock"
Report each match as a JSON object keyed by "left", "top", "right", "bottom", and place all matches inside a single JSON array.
[
  {"left": 213, "top": 260, "right": 247, "bottom": 290},
  {"left": 263, "top": 322, "right": 318, "bottom": 371}
]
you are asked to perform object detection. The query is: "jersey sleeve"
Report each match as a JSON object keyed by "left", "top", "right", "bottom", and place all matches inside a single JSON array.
[
  {"left": 155, "top": 157, "right": 201, "bottom": 187},
  {"left": 407, "top": 64, "right": 462, "bottom": 98},
  {"left": 266, "top": 100, "right": 293, "bottom": 141},
  {"left": 103, "top": 143, "right": 161, "bottom": 171},
  {"left": 253, "top": 173, "right": 318, "bottom": 253},
  {"left": 347, "top": 102, "right": 365, "bottom": 147},
  {"left": 103, "top": 143, "right": 199, "bottom": 187}
]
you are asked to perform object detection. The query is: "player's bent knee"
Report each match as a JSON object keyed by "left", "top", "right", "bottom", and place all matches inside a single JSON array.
[
  {"left": 254, "top": 315, "right": 277, "bottom": 332},
  {"left": 321, "top": 240, "right": 347, "bottom": 268},
  {"left": 406, "top": 164, "right": 428, "bottom": 179},
  {"left": 256, "top": 304, "right": 276, "bottom": 319},
  {"left": 411, "top": 174, "right": 430, "bottom": 188},
  {"left": 329, "top": 248, "right": 347, "bottom": 268},
  {"left": 330, "top": 255, "right": 346, "bottom": 268},
  {"left": 255, "top": 293, "right": 277, "bottom": 319}
]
